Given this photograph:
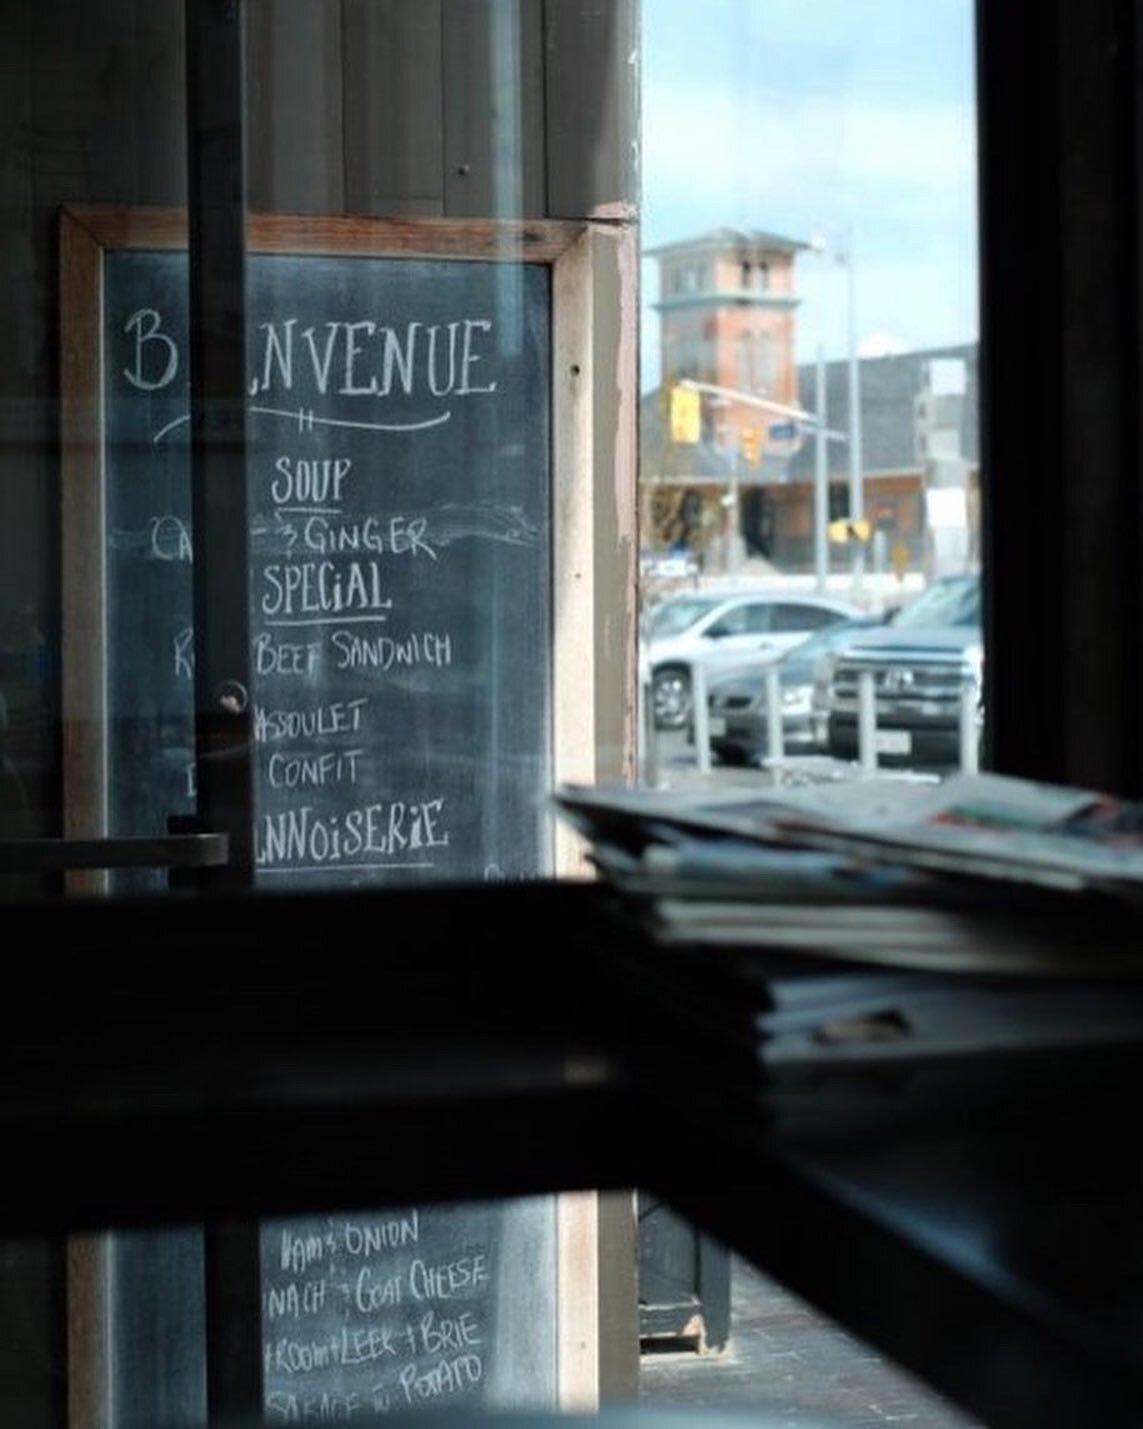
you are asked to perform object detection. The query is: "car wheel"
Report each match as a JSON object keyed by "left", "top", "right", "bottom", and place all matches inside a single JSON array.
[{"left": 652, "top": 666, "right": 691, "bottom": 730}]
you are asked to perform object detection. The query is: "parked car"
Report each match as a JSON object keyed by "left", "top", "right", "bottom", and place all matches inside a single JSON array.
[
  {"left": 707, "top": 616, "right": 886, "bottom": 765},
  {"left": 646, "top": 590, "right": 861, "bottom": 730},
  {"left": 825, "top": 573, "right": 982, "bottom": 768}
]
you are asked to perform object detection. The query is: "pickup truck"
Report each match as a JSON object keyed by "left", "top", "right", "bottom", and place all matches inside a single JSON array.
[{"left": 826, "top": 573, "right": 982, "bottom": 769}]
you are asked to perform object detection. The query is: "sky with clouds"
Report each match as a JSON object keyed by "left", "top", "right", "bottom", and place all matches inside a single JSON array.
[{"left": 640, "top": 0, "right": 978, "bottom": 389}]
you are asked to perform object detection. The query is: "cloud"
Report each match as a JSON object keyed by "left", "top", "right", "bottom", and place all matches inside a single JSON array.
[
  {"left": 638, "top": 69, "right": 979, "bottom": 390},
  {"left": 858, "top": 331, "right": 910, "bottom": 357},
  {"left": 641, "top": 81, "right": 976, "bottom": 244}
]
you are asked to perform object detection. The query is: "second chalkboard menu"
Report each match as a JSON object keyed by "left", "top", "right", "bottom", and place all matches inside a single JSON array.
[{"left": 61, "top": 206, "right": 601, "bottom": 889}]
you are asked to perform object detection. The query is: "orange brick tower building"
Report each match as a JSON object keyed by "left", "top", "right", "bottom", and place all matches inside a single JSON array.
[
  {"left": 649, "top": 227, "right": 807, "bottom": 460},
  {"left": 644, "top": 228, "right": 809, "bottom": 566}
]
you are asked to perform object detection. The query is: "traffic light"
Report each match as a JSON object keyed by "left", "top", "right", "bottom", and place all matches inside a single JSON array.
[
  {"left": 669, "top": 385, "right": 701, "bottom": 444},
  {"left": 740, "top": 425, "right": 760, "bottom": 466},
  {"left": 827, "top": 518, "right": 872, "bottom": 543}
]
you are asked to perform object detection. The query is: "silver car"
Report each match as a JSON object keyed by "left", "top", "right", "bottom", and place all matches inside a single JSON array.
[
  {"left": 645, "top": 590, "right": 861, "bottom": 730},
  {"left": 707, "top": 616, "right": 886, "bottom": 765}
]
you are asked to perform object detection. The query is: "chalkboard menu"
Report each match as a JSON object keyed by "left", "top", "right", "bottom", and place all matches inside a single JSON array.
[
  {"left": 61, "top": 211, "right": 593, "bottom": 1420},
  {"left": 100, "top": 1200, "right": 558, "bottom": 1427},
  {"left": 100, "top": 241, "right": 552, "bottom": 887},
  {"left": 261, "top": 1201, "right": 556, "bottom": 1420}
]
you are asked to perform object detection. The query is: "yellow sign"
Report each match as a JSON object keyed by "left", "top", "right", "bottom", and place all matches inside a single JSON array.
[
  {"left": 827, "top": 518, "right": 872, "bottom": 543},
  {"left": 669, "top": 385, "right": 701, "bottom": 444},
  {"left": 891, "top": 540, "right": 910, "bottom": 578}
]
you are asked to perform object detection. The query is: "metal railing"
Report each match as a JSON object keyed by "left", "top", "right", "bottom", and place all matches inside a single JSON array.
[{"left": 639, "top": 658, "right": 981, "bottom": 782}]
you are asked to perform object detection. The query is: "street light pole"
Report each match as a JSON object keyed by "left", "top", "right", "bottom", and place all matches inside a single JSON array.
[
  {"left": 814, "top": 344, "right": 828, "bottom": 592},
  {"left": 810, "top": 225, "right": 864, "bottom": 596},
  {"left": 844, "top": 237, "right": 864, "bottom": 593},
  {"left": 727, "top": 446, "right": 741, "bottom": 575}
]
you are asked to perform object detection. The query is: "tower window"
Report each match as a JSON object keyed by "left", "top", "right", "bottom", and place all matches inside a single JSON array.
[
  {"left": 757, "top": 331, "right": 776, "bottom": 394},
  {"left": 737, "top": 333, "right": 753, "bottom": 392}
]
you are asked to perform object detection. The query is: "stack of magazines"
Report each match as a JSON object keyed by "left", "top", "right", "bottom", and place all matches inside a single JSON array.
[{"left": 554, "top": 773, "right": 1143, "bottom": 1074}]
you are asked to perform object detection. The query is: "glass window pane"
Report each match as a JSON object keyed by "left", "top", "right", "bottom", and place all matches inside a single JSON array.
[
  {"left": 639, "top": 0, "right": 981, "bottom": 785},
  {"left": 4, "top": 1, "right": 637, "bottom": 1423},
  {"left": 7, "top": 0, "right": 637, "bottom": 901}
]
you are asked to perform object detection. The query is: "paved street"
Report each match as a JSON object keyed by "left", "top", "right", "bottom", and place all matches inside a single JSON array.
[
  {"left": 640, "top": 1257, "right": 978, "bottom": 1427},
  {"left": 639, "top": 726, "right": 774, "bottom": 794},
  {"left": 639, "top": 726, "right": 868, "bottom": 797}
]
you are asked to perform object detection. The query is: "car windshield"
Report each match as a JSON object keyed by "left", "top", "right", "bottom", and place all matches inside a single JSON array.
[
  {"left": 648, "top": 594, "right": 725, "bottom": 639},
  {"left": 893, "top": 577, "right": 980, "bottom": 629},
  {"left": 783, "top": 618, "right": 873, "bottom": 664}
]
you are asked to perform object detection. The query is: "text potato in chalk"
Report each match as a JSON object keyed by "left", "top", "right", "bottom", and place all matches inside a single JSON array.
[{"left": 101, "top": 247, "right": 553, "bottom": 888}]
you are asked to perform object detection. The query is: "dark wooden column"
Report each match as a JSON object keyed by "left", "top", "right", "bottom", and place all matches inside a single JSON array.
[{"left": 979, "top": 0, "right": 1143, "bottom": 793}]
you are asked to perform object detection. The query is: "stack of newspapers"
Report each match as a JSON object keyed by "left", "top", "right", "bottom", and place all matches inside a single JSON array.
[{"left": 555, "top": 773, "right": 1143, "bottom": 1070}]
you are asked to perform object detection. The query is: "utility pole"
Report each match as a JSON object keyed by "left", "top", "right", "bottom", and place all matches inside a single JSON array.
[
  {"left": 810, "top": 226, "right": 864, "bottom": 595},
  {"left": 845, "top": 238, "right": 864, "bottom": 594},
  {"left": 726, "top": 445, "right": 741, "bottom": 575},
  {"left": 814, "top": 345, "right": 828, "bottom": 592}
]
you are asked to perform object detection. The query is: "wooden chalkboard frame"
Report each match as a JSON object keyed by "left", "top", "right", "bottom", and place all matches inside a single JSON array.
[
  {"left": 60, "top": 203, "right": 617, "bottom": 877},
  {"left": 59, "top": 203, "right": 635, "bottom": 1412}
]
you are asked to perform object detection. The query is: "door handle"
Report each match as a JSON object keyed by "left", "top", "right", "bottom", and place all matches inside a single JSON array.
[{"left": 0, "top": 834, "right": 229, "bottom": 872}]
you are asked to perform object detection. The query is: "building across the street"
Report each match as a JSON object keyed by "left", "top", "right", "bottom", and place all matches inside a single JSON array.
[
  {"left": 783, "top": 342, "right": 980, "bottom": 575},
  {"left": 642, "top": 227, "right": 808, "bottom": 569},
  {"left": 641, "top": 227, "right": 980, "bottom": 576}
]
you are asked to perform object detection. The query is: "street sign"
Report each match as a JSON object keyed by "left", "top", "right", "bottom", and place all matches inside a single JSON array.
[{"left": 768, "top": 421, "right": 798, "bottom": 440}]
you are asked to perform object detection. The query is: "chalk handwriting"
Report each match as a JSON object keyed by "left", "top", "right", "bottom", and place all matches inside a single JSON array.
[
  {"left": 265, "top": 1280, "right": 330, "bottom": 1323},
  {"left": 343, "top": 1215, "right": 420, "bottom": 1255},
  {"left": 255, "top": 699, "right": 369, "bottom": 743},
  {"left": 149, "top": 514, "right": 193, "bottom": 562},
  {"left": 396, "top": 1354, "right": 483, "bottom": 1406},
  {"left": 265, "top": 1389, "right": 361, "bottom": 1423},
  {"left": 353, "top": 1267, "right": 403, "bottom": 1315},
  {"left": 280, "top": 1229, "right": 334, "bottom": 1274},
  {"left": 261, "top": 561, "right": 393, "bottom": 621},
  {"left": 255, "top": 799, "right": 449, "bottom": 869},
  {"left": 174, "top": 626, "right": 194, "bottom": 679},
  {"left": 125, "top": 309, "right": 498, "bottom": 405},
  {"left": 271, "top": 457, "right": 352, "bottom": 506},
  {"left": 297, "top": 515, "right": 437, "bottom": 561},
  {"left": 123, "top": 308, "right": 179, "bottom": 391},
  {"left": 331, "top": 632, "right": 452, "bottom": 672},
  {"left": 247, "top": 317, "right": 498, "bottom": 401},
  {"left": 267, "top": 749, "right": 364, "bottom": 790},
  {"left": 255, "top": 634, "right": 322, "bottom": 677},
  {"left": 408, "top": 1254, "right": 488, "bottom": 1302}
]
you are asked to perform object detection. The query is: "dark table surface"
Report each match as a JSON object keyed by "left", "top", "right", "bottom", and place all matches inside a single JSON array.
[{"left": 8, "top": 880, "right": 1143, "bottom": 1428}]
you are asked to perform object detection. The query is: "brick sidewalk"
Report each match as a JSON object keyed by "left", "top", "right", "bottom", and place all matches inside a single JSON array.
[{"left": 640, "top": 1258, "right": 978, "bottom": 1427}]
